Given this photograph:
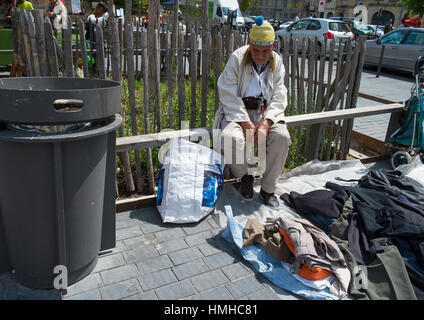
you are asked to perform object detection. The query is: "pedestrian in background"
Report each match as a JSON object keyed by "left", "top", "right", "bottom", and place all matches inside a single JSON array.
[
  {"left": 46, "top": 0, "right": 67, "bottom": 31},
  {"left": 87, "top": 2, "right": 108, "bottom": 26},
  {"left": 16, "top": 0, "right": 32, "bottom": 10},
  {"left": 0, "top": 0, "right": 15, "bottom": 28},
  {"left": 397, "top": 18, "right": 407, "bottom": 29},
  {"left": 384, "top": 19, "right": 393, "bottom": 34}
]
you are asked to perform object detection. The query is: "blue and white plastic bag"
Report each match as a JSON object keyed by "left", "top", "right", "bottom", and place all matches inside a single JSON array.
[{"left": 156, "top": 138, "right": 224, "bottom": 223}]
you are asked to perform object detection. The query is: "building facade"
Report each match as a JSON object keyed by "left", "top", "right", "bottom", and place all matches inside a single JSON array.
[
  {"left": 245, "top": 0, "right": 404, "bottom": 25},
  {"left": 335, "top": 0, "right": 403, "bottom": 25},
  {"left": 245, "top": 0, "right": 308, "bottom": 21}
]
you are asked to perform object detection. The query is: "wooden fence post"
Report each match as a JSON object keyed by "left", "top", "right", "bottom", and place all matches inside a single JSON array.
[
  {"left": 154, "top": 28, "right": 162, "bottom": 132},
  {"left": 214, "top": 31, "right": 222, "bottom": 112},
  {"left": 135, "top": 18, "right": 140, "bottom": 80},
  {"left": 27, "top": 10, "right": 41, "bottom": 76},
  {"left": 20, "top": 10, "right": 33, "bottom": 76},
  {"left": 141, "top": 30, "right": 155, "bottom": 194},
  {"left": 31, "top": 10, "right": 49, "bottom": 76},
  {"left": 43, "top": 17, "right": 59, "bottom": 76},
  {"left": 78, "top": 18, "right": 89, "bottom": 78},
  {"left": 165, "top": 30, "right": 174, "bottom": 129},
  {"left": 325, "top": 41, "right": 346, "bottom": 160},
  {"left": 340, "top": 40, "right": 360, "bottom": 159},
  {"left": 295, "top": 38, "right": 307, "bottom": 162},
  {"left": 109, "top": 15, "right": 136, "bottom": 194},
  {"left": 10, "top": 8, "right": 24, "bottom": 77},
  {"left": 201, "top": 32, "right": 211, "bottom": 127},
  {"left": 62, "top": 16, "right": 74, "bottom": 77},
  {"left": 342, "top": 36, "right": 367, "bottom": 159},
  {"left": 125, "top": 0, "right": 144, "bottom": 194},
  {"left": 190, "top": 28, "right": 198, "bottom": 128},
  {"left": 177, "top": 30, "right": 186, "bottom": 129},
  {"left": 96, "top": 23, "right": 106, "bottom": 79}
]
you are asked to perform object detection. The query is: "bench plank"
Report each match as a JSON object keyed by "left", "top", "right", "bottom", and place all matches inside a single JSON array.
[{"left": 116, "top": 103, "right": 404, "bottom": 153}]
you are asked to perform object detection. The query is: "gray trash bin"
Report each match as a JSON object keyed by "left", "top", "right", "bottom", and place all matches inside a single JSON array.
[{"left": 0, "top": 77, "right": 122, "bottom": 289}]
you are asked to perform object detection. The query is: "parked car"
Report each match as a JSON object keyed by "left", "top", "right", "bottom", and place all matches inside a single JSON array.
[
  {"left": 403, "top": 17, "right": 423, "bottom": 28},
  {"left": 278, "top": 20, "right": 293, "bottom": 30},
  {"left": 275, "top": 18, "right": 354, "bottom": 54},
  {"left": 367, "top": 25, "right": 384, "bottom": 39},
  {"left": 364, "top": 27, "right": 424, "bottom": 74},
  {"left": 242, "top": 16, "right": 255, "bottom": 31},
  {"left": 268, "top": 18, "right": 284, "bottom": 31},
  {"left": 330, "top": 17, "right": 373, "bottom": 39}
]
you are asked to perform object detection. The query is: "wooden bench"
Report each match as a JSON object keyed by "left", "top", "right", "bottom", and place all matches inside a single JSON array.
[{"left": 115, "top": 102, "right": 404, "bottom": 212}]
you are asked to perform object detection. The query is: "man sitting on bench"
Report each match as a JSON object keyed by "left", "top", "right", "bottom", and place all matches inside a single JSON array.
[{"left": 214, "top": 16, "right": 291, "bottom": 209}]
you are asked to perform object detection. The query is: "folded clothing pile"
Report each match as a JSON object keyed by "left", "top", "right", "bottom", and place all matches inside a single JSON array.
[{"left": 243, "top": 216, "right": 350, "bottom": 298}]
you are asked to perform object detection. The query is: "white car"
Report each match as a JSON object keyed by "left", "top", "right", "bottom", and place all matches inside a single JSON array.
[
  {"left": 367, "top": 25, "right": 384, "bottom": 39},
  {"left": 275, "top": 18, "right": 355, "bottom": 54},
  {"left": 278, "top": 21, "right": 293, "bottom": 30}
]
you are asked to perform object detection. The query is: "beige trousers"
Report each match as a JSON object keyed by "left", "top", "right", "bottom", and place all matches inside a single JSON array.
[{"left": 220, "top": 120, "right": 291, "bottom": 194}]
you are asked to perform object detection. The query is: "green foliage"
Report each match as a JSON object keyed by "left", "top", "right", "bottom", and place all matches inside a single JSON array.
[
  {"left": 181, "top": 0, "right": 203, "bottom": 18},
  {"left": 239, "top": 0, "right": 251, "bottom": 12},
  {"left": 397, "top": 0, "right": 424, "bottom": 17},
  {"left": 113, "top": 0, "right": 148, "bottom": 13},
  {"left": 247, "top": 0, "right": 260, "bottom": 16}
]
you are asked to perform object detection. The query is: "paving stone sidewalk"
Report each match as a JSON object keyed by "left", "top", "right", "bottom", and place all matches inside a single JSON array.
[{"left": 0, "top": 206, "right": 299, "bottom": 300}]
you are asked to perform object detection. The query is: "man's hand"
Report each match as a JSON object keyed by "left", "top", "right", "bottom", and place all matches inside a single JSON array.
[
  {"left": 254, "top": 119, "right": 272, "bottom": 145},
  {"left": 239, "top": 121, "right": 256, "bottom": 138}
]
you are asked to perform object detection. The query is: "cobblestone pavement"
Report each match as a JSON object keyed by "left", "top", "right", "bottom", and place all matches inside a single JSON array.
[
  {"left": 0, "top": 206, "right": 300, "bottom": 300},
  {"left": 353, "top": 66, "right": 414, "bottom": 142}
]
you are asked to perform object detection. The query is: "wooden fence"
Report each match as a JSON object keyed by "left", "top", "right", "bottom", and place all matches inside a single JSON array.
[{"left": 10, "top": 6, "right": 366, "bottom": 199}]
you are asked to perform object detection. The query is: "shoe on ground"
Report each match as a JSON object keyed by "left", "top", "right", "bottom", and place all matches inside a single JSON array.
[
  {"left": 240, "top": 175, "right": 254, "bottom": 201},
  {"left": 259, "top": 189, "right": 279, "bottom": 209}
]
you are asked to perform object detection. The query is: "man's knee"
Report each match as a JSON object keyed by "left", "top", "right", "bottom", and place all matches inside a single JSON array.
[
  {"left": 268, "top": 123, "right": 291, "bottom": 147},
  {"left": 222, "top": 123, "right": 245, "bottom": 149}
]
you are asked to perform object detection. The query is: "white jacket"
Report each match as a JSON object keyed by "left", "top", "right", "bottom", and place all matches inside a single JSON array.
[{"left": 213, "top": 45, "right": 288, "bottom": 129}]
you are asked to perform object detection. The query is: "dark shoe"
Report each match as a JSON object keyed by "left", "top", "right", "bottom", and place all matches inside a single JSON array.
[
  {"left": 260, "top": 189, "right": 279, "bottom": 209},
  {"left": 240, "top": 175, "right": 254, "bottom": 201}
]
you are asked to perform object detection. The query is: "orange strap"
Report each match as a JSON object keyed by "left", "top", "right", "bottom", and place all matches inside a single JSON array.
[{"left": 278, "top": 226, "right": 332, "bottom": 281}]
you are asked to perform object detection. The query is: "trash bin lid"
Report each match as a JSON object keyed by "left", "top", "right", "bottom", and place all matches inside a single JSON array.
[{"left": 0, "top": 77, "right": 121, "bottom": 124}]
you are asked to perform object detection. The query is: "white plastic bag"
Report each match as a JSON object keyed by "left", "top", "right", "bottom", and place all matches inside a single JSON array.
[{"left": 156, "top": 138, "right": 224, "bottom": 223}]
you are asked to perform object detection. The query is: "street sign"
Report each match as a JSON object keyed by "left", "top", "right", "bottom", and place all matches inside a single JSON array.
[{"left": 318, "top": 0, "right": 325, "bottom": 13}]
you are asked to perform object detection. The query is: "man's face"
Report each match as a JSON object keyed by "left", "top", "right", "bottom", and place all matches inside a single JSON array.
[
  {"left": 249, "top": 42, "right": 276, "bottom": 66},
  {"left": 95, "top": 7, "right": 104, "bottom": 17}
]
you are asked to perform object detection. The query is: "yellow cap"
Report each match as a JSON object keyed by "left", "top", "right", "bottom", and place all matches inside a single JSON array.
[{"left": 249, "top": 16, "right": 275, "bottom": 46}]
